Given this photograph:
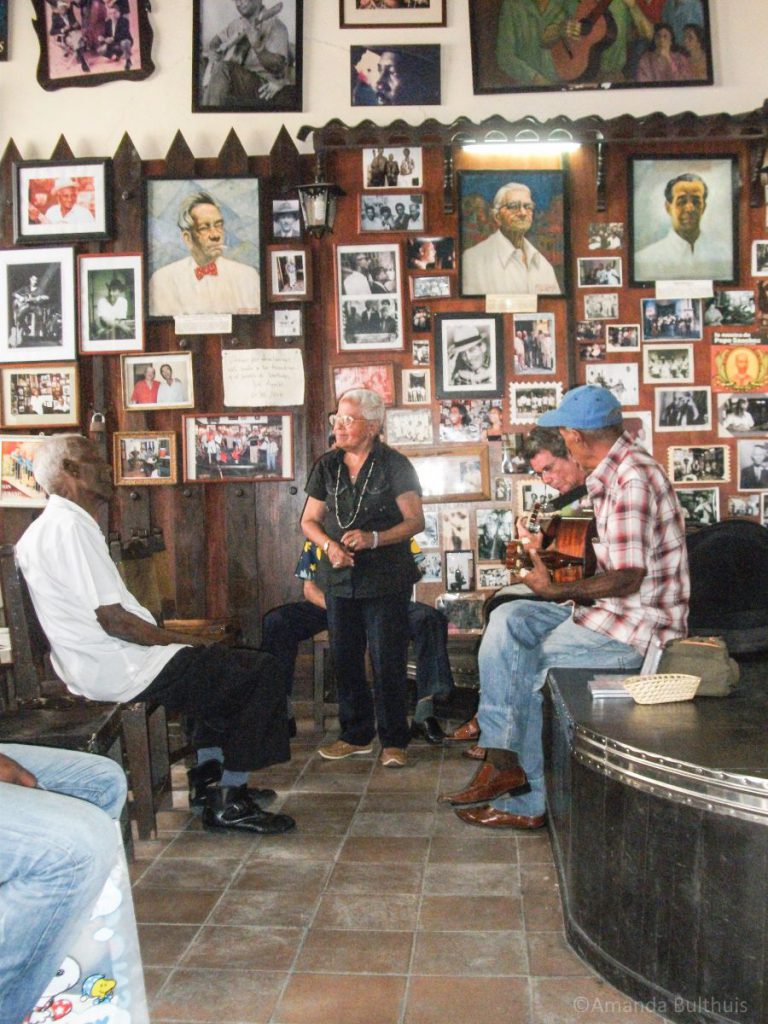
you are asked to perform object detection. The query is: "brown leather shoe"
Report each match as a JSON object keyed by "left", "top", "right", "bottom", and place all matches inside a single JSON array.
[
  {"left": 440, "top": 761, "right": 528, "bottom": 805},
  {"left": 445, "top": 716, "right": 480, "bottom": 742},
  {"left": 455, "top": 805, "right": 546, "bottom": 830},
  {"left": 462, "top": 744, "right": 485, "bottom": 761}
]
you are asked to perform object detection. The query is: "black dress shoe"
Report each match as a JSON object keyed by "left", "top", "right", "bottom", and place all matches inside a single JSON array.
[
  {"left": 410, "top": 716, "right": 445, "bottom": 744},
  {"left": 202, "top": 785, "right": 295, "bottom": 835},
  {"left": 188, "top": 760, "right": 276, "bottom": 808}
]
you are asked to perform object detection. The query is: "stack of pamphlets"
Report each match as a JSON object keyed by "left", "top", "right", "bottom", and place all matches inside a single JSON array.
[{"left": 587, "top": 675, "right": 632, "bottom": 698}]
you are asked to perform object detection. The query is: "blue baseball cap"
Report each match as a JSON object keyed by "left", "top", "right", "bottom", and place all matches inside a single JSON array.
[{"left": 537, "top": 385, "right": 623, "bottom": 430}]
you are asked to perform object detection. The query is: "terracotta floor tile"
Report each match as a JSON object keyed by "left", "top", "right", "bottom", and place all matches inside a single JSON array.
[
  {"left": 367, "top": 768, "right": 441, "bottom": 793},
  {"left": 138, "top": 923, "right": 198, "bottom": 967},
  {"left": 520, "top": 863, "right": 560, "bottom": 896},
  {"left": 132, "top": 836, "right": 172, "bottom": 860},
  {"left": 419, "top": 895, "right": 523, "bottom": 932},
  {"left": 428, "top": 834, "right": 518, "bottom": 864},
  {"left": 291, "top": 773, "right": 370, "bottom": 794},
  {"left": 404, "top": 976, "right": 531, "bottom": 1024},
  {"left": 358, "top": 793, "right": 437, "bottom": 812},
  {"left": 295, "top": 928, "right": 414, "bottom": 973},
  {"left": 516, "top": 830, "right": 555, "bottom": 864},
  {"left": 137, "top": 856, "right": 241, "bottom": 891},
  {"left": 412, "top": 929, "right": 528, "bottom": 976},
  {"left": 162, "top": 830, "right": 255, "bottom": 860},
  {"left": 527, "top": 931, "right": 593, "bottom": 976},
  {"left": 313, "top": 893, "right": 420, "bottom": 931},
  {"left": 154, "top": 808, "right": 195, "bottom": 832},
  {"left": 209, "top": 890, "right": 319, "bottom": 929},
  {"left": 302, "top": 757, "right": 375, "bottom": 776},
  {"left": 423, "top": 862, "right": 521, "bottom": 896},
  {"left": 182, "top": 924, "right": 303, "bottom": 970},
  {"left": 232, "top": 859, "right": 332, "bottom": 893},
  {"left": 150, "top": 967, "right": 285, "bottom": 1022},
  {"left": 522, "top": 891, "right": 565, "bottom": 931},
  {"left": 133, "top": 888, "right": 221, "bottom": 925},
  {"left": 246, "top": 834, "right": 344, "bottom": 862},
  {"left": 141, "top": 966, "right": 171, "bottom": 1002},
  {"left": 349, "top": 811, "right": 436, "bottom": 837},
  {"left": 274, "top": 973, "right": 407, "bottom": 1024},
  {"left": 326, "top": 860, "right": 424, "bottom": 894},
  {"left": 533, "top": 977, "right": 670, "bottom": 1023},
  {"left": 338, "top": 836, "right": 430, "bottom": 864}
]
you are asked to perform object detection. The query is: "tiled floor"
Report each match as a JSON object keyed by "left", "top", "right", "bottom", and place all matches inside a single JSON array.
[{"left": 130, "top": 727, "right": 670, "bottom": 1024}]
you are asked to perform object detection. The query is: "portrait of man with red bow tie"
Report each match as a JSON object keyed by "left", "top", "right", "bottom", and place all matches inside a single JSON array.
[{"left": 148, "top": 182, "right": 262, "bottom": 317}]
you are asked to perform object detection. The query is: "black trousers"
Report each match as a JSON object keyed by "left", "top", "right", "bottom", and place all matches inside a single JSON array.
[{"left": 136, "top": 644, "right": 290, "bottom": 773}]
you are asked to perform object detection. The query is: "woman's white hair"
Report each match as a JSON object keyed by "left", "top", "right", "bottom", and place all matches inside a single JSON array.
[
  {"left": 339, "top": 387, "right": 385, "bottom": 427},
  {"left": 33, "top": 434, "right": 88, "bottom": 495}
]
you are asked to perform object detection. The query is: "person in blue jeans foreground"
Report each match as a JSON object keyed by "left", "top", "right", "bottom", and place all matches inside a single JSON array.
[
  {"left": 0, "top": 744, "right": 127, "bottom": 1024},
  {"left": 442, "top": 385, "right": 690, "bottom": 829}
]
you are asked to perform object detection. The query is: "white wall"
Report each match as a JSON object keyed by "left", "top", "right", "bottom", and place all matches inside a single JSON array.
[{"left": 3, "top": 0, "right": 768, "bottom": 161}]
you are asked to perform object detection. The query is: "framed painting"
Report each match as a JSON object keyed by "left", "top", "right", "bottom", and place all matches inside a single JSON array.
[
  {"left": 267, "top": 245, "right": 312, "bottom": 302},
  {"left": 330, "top": 363, "right": 396, "bottom": 406},
  {"left": 113, "top": 432, "right": 177, "bottom": 486},
  {"left": 145, "top": 177, "right": 262, "bottom": 318},
  {"left": 193, "top": 0, "right": 303, "bottom": 113},
  {"left": 78, "top": 253, "right": 144, "bottom": 355},
  {"left": 14, "top": 160, "right": 110, "bottom": 243},
  {"left": 360, "top": 193, "right": 426, "bottom": 232},
  {"left": 434, "top": 313, "right": 503, "bottom": 400},
  {"left": 712, "top": 345, "right": 768, "bottom": 393},
  {"left": 0, "top": 435, "right": 49, "bottom": 508},
  {"left": 0, "top": 363, "right": 79, "bottom": 428},
  {"left": 350, "top": 44, "right": 440, "bottom": 106},
  {"left": 0, "top": 247, "right": 76, "bottom": 363},
  {"left": 183, "top": 413, "right": 294, "bottom": 483},
  {"left": 340, "top": 1, "right": 445, "bottom": 28},
  {"left": 337, "top": 243, "right": 403, "bottom": 352},
  {"left": 31, "top": 0, "right": 154, "bottom": 90},
  {"left": 363, "top": 147, "right": 423, "bottom": 189},
  {"left": 121, "top": 352, "right": 195, "bottom": 412},
  {"left": 630, "top": 156, "right": 738, "bottom": 286},
  {"left": 400, "top": 444, "right": 491, "bottom": 503},
  {"left": 458, "top": 169, "right": 567, "bottom": 297},
  {"left": 468, "top": 0, "right": 712, "bottom": 95}
]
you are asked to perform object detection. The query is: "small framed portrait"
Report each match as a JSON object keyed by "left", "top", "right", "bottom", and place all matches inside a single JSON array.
[
  {"left": 511, "top": 314, "right": 556, "bottom": 375},
  {"left": 331, "top": 363, "right": 396, "bottom": 406},
  {"left": 643, "top": 343, "right": 694, "bottom": 384},
  {"left": 585, "top": 364, "right": 639, "bottom": 407},
  {"left": 267, "top": 246, "right": 311, "bottom": 302},
  {"left": 193, "top": 0, "right": 303, "bottom": 113},
  {"left": 360, "top": 193, "right": 425, "bottom": 233},
  {"left": 402, "top": 444, "right": 490, "bottom": 503},
  {"left": 78, "top": 253, "right": 143, "bottom": 355},
  {"left": 145, "top": 177, "right": 262, "bottom": 319},
  {"left": 717, "top": 393, "right": 768, "bottom": 438},
  {"left": 476, "top": 508, "right": 514, "bottom": 561},
  {"left": 0, "top": 435, "right": 49, "bottom": 508},
  {"left": 630, "top": 156, "right": 737, "bottom": 286},
  {"left": 508, "top": 382, "right": 562, "bottom": 424},
  {"left": 0, "top": 247, "right": 76, "bottom": 363},
  {"left": 14, "top": 160, "right": 110, "bottom": 243},
  {"left": 341, "top": 1, "right": 445, "bottom": 28},
  {"left": 434, "top": 313, "right": 503, "bottom": 400},
  {"left": 583, "top": 293, "right": 619, "bottom": 320},
  {"left": 446, "top": 550, "right": 474, "bottom": 593},
  {"left": 441, "top": 508, "right": 470, "bottom": 551},
  {"left": 418, "top": 551, "right": 442, "bottom": 584},
  {"left": 402, "top": 368, "right": 431, "bottom": 405},
  {"left": 439, "top": 399, "right": 500, "bottom": 443},
  {"left": 337, "top": 243, "right": 403, "bottom": 352},
  {"left": 711, "top": 345, "right": 768, "bottom": 393},
  {"left": 113, "top": 432, "right": 178, "bottom": 487},
  {"left": 385, "top": 407, "right": 433, "bottom": 446},
  {"left": 493, "top": 476, "right": 514, "bottom": 501},
  {"left": 412, "top": 305, "right": 431, "bottom": 333},
  {"left": 752, "top": 241, "right": 768, "bottom": 277},
  {"left": 350, "top": 44, "right": 440, "bottom": 106},
  {"left": 272, "top": 200, "right": 302, "bottom": 240},
  {"left": 412, "top": 339, "right": 430, "bottom": 366},
  {"left": 459, "top": 169, "right": 566, "bottom": 298},
  {"left": 588, "top": 223, "right": 624, "bottom": 251},
  {"left": 363, "top": 147, "right": 423, "bottom": 189},
  {"left": 641, "top": 298, "right": 703, "bottom": 341},
  {"left": 606, "top": 324, "right": 640, "bottom": 352},
  {"left": 738, "top": 439, "right": 768, "bottom": 491},
  {"left": 410, "top": 275, "right": 451, "bottom": 300},
  {"left": 121, "top": 352, "right": 195, "bottom": 412},
  {"left": 273, "top": 307, "right": 303, "bottom": 339},
  {"left": 624, "top": 411, "right": 654, "bottom": 458},
  {"left": 728, "top": 494, "right": 760, "bottom": 519},
  {"left": 0, "top": 363, "right": 79, "bottom": 428},
  {"left": 406, "top": 236, "right": 455, "bottom": 271},
  {"left": 478, "top": 565, "right": 511, "bottom": 590},
  {"left": 579, "top": 338, "right": 606, "bottom": 361},
  {"left": 669, "top": 444, "right": 729, "bottom": 484},
  {"left": 516, "top": 479, "right": 558, "bottom": 513},
  {"left": 31, "top": 0, "right": 154, "bottom": 90},
  {"left": 577, "top": 257, "right": 622, "bottom": 288},
  {"left": 414, "top": 508, "right": 439, "bottom": 549},
  {"left": 676, "top": 487, "right": 720, "bottom": 526},
  {"left": 183, "top": 413, "right": 294, "bottom": 483},
  {"left": 655, "top": 387, "right": 712, "bottom": 432},
  {"left": 705, "top": 290, "right": 756, "bottom": 326},
  {"left": 501, "top": 433, "right": 531, "bottom": 475}
]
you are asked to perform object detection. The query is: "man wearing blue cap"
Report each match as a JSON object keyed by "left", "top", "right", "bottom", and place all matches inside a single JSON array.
[{"left": 442, "top": 385, "right": 689, "bottom": 829}]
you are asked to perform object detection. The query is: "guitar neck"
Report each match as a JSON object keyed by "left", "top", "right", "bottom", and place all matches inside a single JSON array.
[{"left": 582, "top": 0, "right": 614, "bottom": 28}]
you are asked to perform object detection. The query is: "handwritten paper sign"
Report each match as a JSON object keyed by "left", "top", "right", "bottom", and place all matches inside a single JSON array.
[{"left": 222, "top": 349, "right": 305, "bottom": 407}]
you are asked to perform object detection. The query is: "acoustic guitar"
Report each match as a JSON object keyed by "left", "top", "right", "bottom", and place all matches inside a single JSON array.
[
  {"left": 551, "top": 0, "right": 618, "bottom": 84},
  {"left": 505, "top": 503, "right": 597, "bottom": 583}
]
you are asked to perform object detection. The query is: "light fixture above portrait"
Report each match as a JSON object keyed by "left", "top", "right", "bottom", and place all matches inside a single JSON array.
[{"left": 296, "top": 155, "right": 346, "bottom": 239}]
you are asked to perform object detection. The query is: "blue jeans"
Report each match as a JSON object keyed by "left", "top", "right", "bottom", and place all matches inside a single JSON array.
[
  {"left": 0, "top": 744, "right": 127, "bottom": 1024},
  {"left": 477, "top": 601, "right": 643, "bottom": 817}
]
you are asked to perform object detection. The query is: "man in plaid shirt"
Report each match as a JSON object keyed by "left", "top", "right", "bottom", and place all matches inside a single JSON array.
[{"left": 443, "top": 385, "right": 689, "bottom": 829}]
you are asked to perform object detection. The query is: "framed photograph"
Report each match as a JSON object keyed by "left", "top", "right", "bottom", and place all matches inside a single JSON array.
[
  {"left": 508, "top": 382, "right": 562, "bottom": 424},
  {"left": 676, "top": 487, "right": 720, "bottom": 526},
  {"left": 414, "top": 507, "right": 439, "bottom": 549},
  {"left": 435, "top": 591, "right": 485, "bottom": 631},
  {"left": 121, "top": 352, "right": 195, "bottom": 412},
  {"left": 468, "top": 0, "right": 712, "bottom": 95},
  {"left": 350, "top": 44, "right": 440, "bottom": 106},
  {"left": 711, "top": 345, "right": 768, "bottom": 393},
  {"left": 273, "top": 307, "right": 303, "bottom": 339},
  {"left": 669, "top": 444, "right": 729, "bottom": 484},
  {"left": 705, "top": 290, "right": 755, "bottom": 327},
  {"left": 512, "top": 314, "right": 556, "bottom": 374},
  {"left": 401, "top": 444, "right": 490, "bottom": 503},
  {"left": 439, "top": 399, "right": 501, "bottom": 443},
  {"left": 630, "top": 156, "right": 737, "bottom": 286},
  {"left": 78, "top": 253, "right": 143, "bottom": 355},
  {"left": 584, "top": 293, "right": 619, "bottom": 320},
  {"left": 643, "top": 343, "right": 694, "bottom": 384},
  {"left": 331, "top": 363, "right": 396, "bottom": 406},
  {"left": 402, "top": 368, "right": 431, "bottom": 405},
  {"left": 0, "top": 435, "right": 49, "bottom": 508},
  {"left": 14, "top": 160, "right": 110, "bottom": 243},
  {"left": 406, "top": 236, "right": 455, "bottom": 270},
  {"left": 145, "top": 177, "right": 262, "bottom": 318},
  {"left": 272, "top": 199, "right": 302, "bottom": 240},
  {"left": 737, "top": 440, "right": 768, "bottom": 490},
  {"left": 441, "top": 508, "right": 470, "bottom": 551},
  {"left": 363, "top": 147, "right": 423, "bottom": 189},
  {"left": 183, "top": 413, "right": 294, "bottom": 483},
  {"left": 113, "top": 432, "right": 177, "bottom": 487},
  {"left": 0, "top": 247, "right": 75, "bottom": 363},
  {"left": 655, "top": 387, "right": 712, "bottom": 432},
  {"left": 516, "top": 479, "right": 558, "bottom": 513},
  {"left": 360, "top": 194, "right": 425, "bottom": 233},
  {"left": 267, "top": 246, "right": 311, "bottom": 302},
  {"left": 410, "top": 275, "right": 450, "bottom": 300},
  {"left": 752, "top": 241, "right": 768, "bottom": 277},
  {"left": 641, "top": 298, "right": 703, "bottom": 341},
  {"left": 446, "top": 550, "right": 474, "bottom": 593},
  {"left": 341, "top": 1, "right": 445, "bottom": 28},
  {"left": 193, "top": 0, "right": 302, "bottom": 112},
  {"left": 729, "top": 494, "right": 760, "bottom": 519},
  {"left": 588, "top": 223, "right": 624, "bottom": 251},
  {"left": 0, "top": 2, "right": 7, "bottom": 62},
  {"left": 412, "top": 339, "right": 430, "bottom": 366},
  {"left": 434, "top": 313, "right": 503, "bottom": 399},
  {"left": 624, "top": 411, "right": 654, "bottom": 458},
  {"left": 478, "top": 565, "right": 511, "bottom": 590},
  {"left": 577, "top": 257, "right": 622, "bottom": 288},
  {"left": 606, "top": 324, "right": 640, "bottom": 352},
  {"left": 418, "top": 551, "right": 442, "bottom": 584},
  {"left": 385, "top": 407, "right": 432, "bottom": 446},
  {"left": 412, "top": 305, "right": 431, "bottom": 333},
  {"left": 337, "top": 243, "right": 403, "bottom": 352},
  {"left": 717, "top": 393, "right": 768, "bottom": 438},
  {"left": 0, "top": 363, "right": 79, "bottom": 428},
  {"left": 585, "top": 364, "right": 639, "bottom": 407},
  {"left": 458, "top": 169, "right": 566, "bottom": 298},
  {"left": 476, "top": 508, "right": 514, "bottom": 561},
  {"left": 31, "top": 0, "right": 154, "bottom": 90},
  {"left": 493, "top": 475, "right": 514, "bottom": 501}
]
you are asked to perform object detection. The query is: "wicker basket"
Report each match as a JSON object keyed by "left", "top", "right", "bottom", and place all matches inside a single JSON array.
[{"left": 622, "top": 673, "right": 701, "bottom": 705}]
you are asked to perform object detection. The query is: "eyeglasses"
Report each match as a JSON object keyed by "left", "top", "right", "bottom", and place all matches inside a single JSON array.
[
  {"left": 328, "top": 414, "right": 365, "bottom": 428},
  {"left": 499, "top": 202, "right": 535, "bottom": 213},
  {"left": 191, "top": 220, "right": 224, "bottom": 235}
]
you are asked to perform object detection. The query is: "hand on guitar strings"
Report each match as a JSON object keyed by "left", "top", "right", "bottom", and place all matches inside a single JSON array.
[{"left": 508, "top": 547, "right": 555, "bottom": 597}]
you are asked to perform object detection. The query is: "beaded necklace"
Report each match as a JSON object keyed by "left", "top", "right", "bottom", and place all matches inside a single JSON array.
[{"left": 334, "top": 455, "right": 376, "bottom": 530}]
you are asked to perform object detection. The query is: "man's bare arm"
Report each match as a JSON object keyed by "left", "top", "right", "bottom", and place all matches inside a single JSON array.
[
  {"left": 95, "top": 605, "right": 214, "bottom": 647},
  {"left": 512, "top": 549, "right": 645, "bottom": 603}
]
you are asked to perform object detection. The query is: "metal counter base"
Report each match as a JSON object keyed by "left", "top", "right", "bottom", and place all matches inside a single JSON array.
[{"left": 544, "top": 668, "right": 768, "bottom": 1024}]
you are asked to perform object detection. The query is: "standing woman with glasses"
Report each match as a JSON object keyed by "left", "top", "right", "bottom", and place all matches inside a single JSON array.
[{"left": 301, "top": 388, "right": 425, "bottom": 768}]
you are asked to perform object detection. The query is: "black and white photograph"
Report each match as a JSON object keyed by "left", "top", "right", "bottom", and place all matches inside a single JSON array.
[
  {"left": 738, "top": 439, "right": 768, "bottom": 490},
  {"left": 508, "top": 382, "right": 562, "bottom": 424},
  {"left": 606, "top": 324, "right": 640, "bottom": 352},
  {"left": 441, "top": 508, "right": 470, "bottom": 552},
  {"left": 585, "top": 364, "right": 640, "bottom": 407},
  {"left": 350, "top": 44, "right": 440, "bottom": 106},
  {"left": 512, "top": 314, "right": 555, "bottom": 374},
  {"left": 412, "top": 339, "right": 430, "bottom": 366},
  {"left": 583, "top": 293, "right": 619, "bottom": 320},
  {"left": 434, "top": 313, "right": 503, "bottom": 400},
  {"left": 439, "top": 400, "right": 500, "bottom": 443},
  {"left": 588, "top": 223, "right": 624, "bottom": 251},
  {"left": 193, "top": 0, "right": 303, "bottom": 113},
  {"left": 704, "top": 290, "right": 756, "bottom": 326},
  {"left": 402, "top": 368, "right": 430, "bottom": 405},
  {"left": 273, "top": 307, "right": 303, "bottom": 339},
  {"left": 501, "top": 433, "right": 530, "bottom": 474},
  {"left": 576, "top": 320, "right": 605, "bottom": 361},
  {"left": 414, "top": 508, "right": 439, "bottom": 549},
  {"left": 655, "top": 387, "right": 712, "bottom": 431},
  {"left": 337, "top": 243, "right": 403, "bottom": 352},
  {"left": 122, "top": 352, "right": 195, "bottom": 412},
  {"left": 418, "top": 551, "right": 442, "bottom": 584},
  {"left": 410, "top": 275, "right": 450, "bottom": 300},
  {"left": 412, "top": 305, "right": 431, "bottom": 333},
  {"left": 494, "top": 476, "right": 514, "bottom": 501},
  {"left": 183, "top": 413, "right": 294, "bottom": 483},
  {"left": 624, "top": 411, "right": 654, "bottom": 458},
  {"left": 752, "top": 241, "right": 768, "bottom": 277},
  {"left": 406, "top": 236, "right": 455, "bottom": 270},
  {"left": 577, "top": 257, "right": 622, "bottom": 288},
  {"left": 717, "top": 393, "right": 768, "bottom": 437},
  {"left": 404, "top": 445, "right": 490, "bottom": 503},
  {"left": 267, "top": 246, "right": 311, "bottom": 302},
  {"left": 476, "top": 508, "right": 514, "bottom": 561},
  {"left": 14, "top": 160, "right": 110, "bottom": 243},
  {"left": 445, "top": 550, "right": 474, "bottom": 593},
  {"left": 360, "top": 194, "right": 425, "bottom": 233},
  {"left": 763, "top": 495, "right": 768, "bottom": 528},
  {"left": 78, "top": 253, "right": 143, "bottom": 355},
  {"left": 1, "top": 364, "right": 79, "bottom": 428},
  {"left": 363, "top": 147, "right": 423, "bottom": 189},
  {"left": 384, "top": 407, "right": 432, "bottom": 445},
  {"left": 0, "top": 247, "right": 75, "bottom": 363},
  {"left": 643, "top": 343, "right": 694, "bottom": 384},
  {"left": 579, "top": 338, "right": 606, "bottom": 361},
  {"left": 516, "top": 480, "right": 558, "bottom": 514},
  {"left": 668, "top": 445, "right": 729, "bottom": 483},
  {"left": 272, "top": 199, "right": 302, "bottom": 239},
  {"left": 676, "top": 487, "right": 719, "bottom": 525},
  {"left": 478, "top": 566, "right": 511, "bottom": 590},
  {"left": 641, "top": 298, "right": 703, "bottom": 340},
  {"left": 729, "top": 494, "right": 760, "bottom": 518}
]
